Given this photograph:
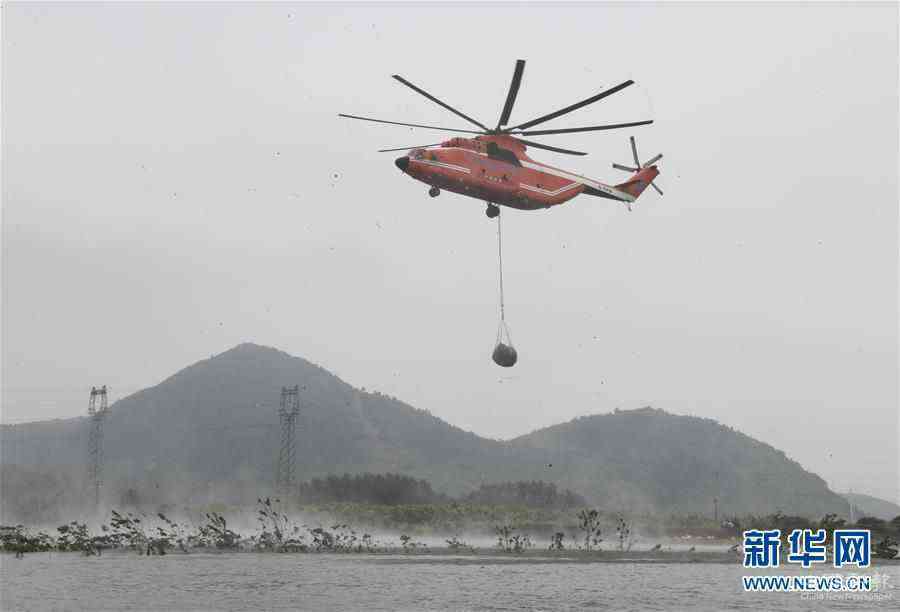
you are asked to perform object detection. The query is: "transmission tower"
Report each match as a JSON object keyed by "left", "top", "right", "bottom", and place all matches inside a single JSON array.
[
  {"left": 87, "top": 385, "right": 110, "bottom": 510},
  {"left": 275, "top": 385, "right": 300, "bottom": 500}
]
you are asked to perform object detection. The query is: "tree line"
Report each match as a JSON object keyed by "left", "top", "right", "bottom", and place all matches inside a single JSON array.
[{"left": 297, "top": 472, "right": 586, "bottom": 509}]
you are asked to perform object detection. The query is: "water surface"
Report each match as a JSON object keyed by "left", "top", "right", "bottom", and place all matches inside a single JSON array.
[{"left": 2, "top": 552, "right": 897, "bottom": 611}]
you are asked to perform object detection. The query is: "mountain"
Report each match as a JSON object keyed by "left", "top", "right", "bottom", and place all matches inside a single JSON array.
[
  {"left": 1, "top": 343, "right": 849, "bottom": 521},
  {"left": 1, "top": 343, "right": 545, "bottom": 513},
  {"left": 511, "top": 408, "right": 849, "bottom": 518},
  {"left": 844, "top": 492, "right": 900, "bottom": 521}
]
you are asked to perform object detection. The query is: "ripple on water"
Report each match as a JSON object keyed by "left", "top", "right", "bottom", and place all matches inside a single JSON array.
[{"left": 1, "top": 553, "right": 898, "bottom": 611}]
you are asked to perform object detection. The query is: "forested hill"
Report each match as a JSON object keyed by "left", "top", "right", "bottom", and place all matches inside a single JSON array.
[
  {"left": 1, "top": 343, "right": 848, "bottom": 520},
  {"left": 510, "top": 408, "right": 849, "bottom": 518}
]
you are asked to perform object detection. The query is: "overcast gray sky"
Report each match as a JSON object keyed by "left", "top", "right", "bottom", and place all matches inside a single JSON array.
[{"left": 2, "top": 2, "right": 898, "bottom": 503}]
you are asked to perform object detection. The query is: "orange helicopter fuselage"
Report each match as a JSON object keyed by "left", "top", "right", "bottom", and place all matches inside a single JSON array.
[{"left": 394, "top": 134, "right": 654, "bottom": 210}]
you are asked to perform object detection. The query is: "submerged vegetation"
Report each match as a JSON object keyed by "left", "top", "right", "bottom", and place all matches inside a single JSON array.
[
  {"left": 0, "top": 498, "right": 653, "bottom": 557},
  {"left": 577, "top": 508, "right": 603, "bottom": 551},
  {"left": 1, "top": 499, "right": 382, "bottom": 557},
  {"left": 494, "top": 524, "right": 533, "bottom": 552},
  {"left": 3, "top": 473, "right": 898, "bottom": 560},
  {"left": 4, "top": 498, "right": 896, "bottom": 560}
]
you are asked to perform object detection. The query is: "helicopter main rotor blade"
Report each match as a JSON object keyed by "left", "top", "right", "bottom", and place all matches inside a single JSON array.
[
  {"left": 392, "top": 75, "right": 490, "bottom": 132},
  {"left": 643, "top": 153, "right": 663, "bottom": 167},
  {"left": 651, "top": 181, "right": 664, "bottom": 196},
  {"left": 338, "top": 113, "right": 482, "bottom": 134},
  {"left": 497, "top": 59, "right": 526, "bottom": 129},
  {"left": 505, "top": 80, "right": 635, "bottom": 132},
  {"left": 377, "top": 143, "right": 444, "bottom": 152},
  {"left": 514, "top": 138, "right": 587, "bottom": 156},
  {"left": 612, "top": 163, "right": 639, "bottom": 172},
  {"left": 630, "top": 136, "right": 640, "bottom": 167},
  {"left": 514, "top": 120, "right": 653, "bottom": 136}
]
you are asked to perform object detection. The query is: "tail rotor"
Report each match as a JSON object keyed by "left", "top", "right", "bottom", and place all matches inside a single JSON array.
[{"left": 612, "top": 136, "right": 663, "bottom": 209}]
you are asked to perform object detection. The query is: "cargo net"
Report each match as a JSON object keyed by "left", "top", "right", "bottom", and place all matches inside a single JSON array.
[{"left": 492, "top": 212, "right": 518, "bottom": 368}]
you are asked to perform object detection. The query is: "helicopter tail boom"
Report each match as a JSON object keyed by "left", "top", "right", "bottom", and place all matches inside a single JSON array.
[{"left": 614, "top": 165, "right": 660, "bottom": 200}]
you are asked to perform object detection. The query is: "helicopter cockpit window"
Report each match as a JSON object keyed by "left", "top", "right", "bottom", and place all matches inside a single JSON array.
[
  {"left": 485, "top": 142, "right": 521, "bottom": 166},
  {"left": 411, "top": 149, "right": 425, "bottom": 160}
]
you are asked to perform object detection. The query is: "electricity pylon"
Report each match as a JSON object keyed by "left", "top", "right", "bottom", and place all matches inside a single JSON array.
[
  {"left": 87, "top": 385, "right": 110, "bottom": 510},
  {"left": 275, "top": 385, "right": 300, "bottom": 500}
]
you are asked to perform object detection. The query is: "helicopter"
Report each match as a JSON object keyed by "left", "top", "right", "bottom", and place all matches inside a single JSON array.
[{"left": 340, "top": 59, "right": 663, "bottom": 218}]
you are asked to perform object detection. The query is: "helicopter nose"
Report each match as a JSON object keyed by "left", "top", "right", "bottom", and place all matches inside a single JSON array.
[{"left": 395, "top": 156, "right": 409, "bottom": 171}]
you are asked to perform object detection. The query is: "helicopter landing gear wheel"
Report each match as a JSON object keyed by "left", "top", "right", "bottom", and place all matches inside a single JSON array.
[
  {"left": 486, "top": 203, "right": 500, "bottom": 219},
  {"left": 429, "top": 186, "right": 440, "bottom": 198}
]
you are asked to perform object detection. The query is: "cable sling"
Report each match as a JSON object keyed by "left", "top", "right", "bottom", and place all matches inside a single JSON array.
[{"left": 492, "top": 211, "right": 518, "bottom": 367}]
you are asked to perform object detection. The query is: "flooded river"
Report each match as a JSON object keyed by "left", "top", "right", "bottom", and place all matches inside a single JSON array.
[{"left": 2, "top": 551, "right": 897, "bottom": 611}]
